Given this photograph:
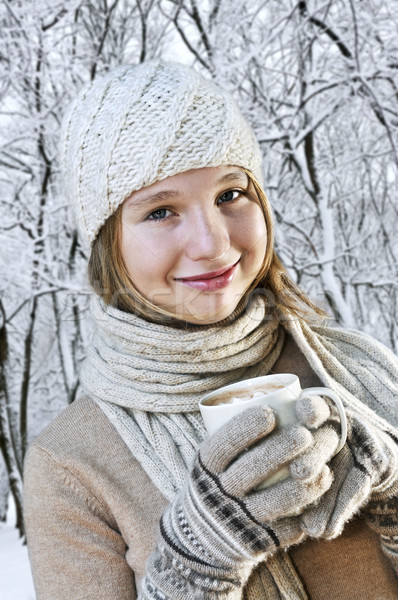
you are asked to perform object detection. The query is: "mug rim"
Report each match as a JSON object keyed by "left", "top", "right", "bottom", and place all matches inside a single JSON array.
[{"left": 199, "top": 373, "right": 299, "bottom": 407}]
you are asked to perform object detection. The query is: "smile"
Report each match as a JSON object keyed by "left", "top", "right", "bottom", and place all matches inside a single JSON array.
[{"left": 176, "top": 261, "right": 239, "bottom": 292}]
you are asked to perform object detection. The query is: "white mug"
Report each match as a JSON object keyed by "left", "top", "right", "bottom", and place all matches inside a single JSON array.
[{"left": 199, "top": 373, "right": 347, "bottom": 488}]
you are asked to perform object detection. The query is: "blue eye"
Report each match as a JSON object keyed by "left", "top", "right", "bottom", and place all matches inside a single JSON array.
[
  {"left": 218, "top": 190, "right": 240, "bottom": 204},
  {"left": 147, "top": 208, "right": 171, "bottom": 221}
]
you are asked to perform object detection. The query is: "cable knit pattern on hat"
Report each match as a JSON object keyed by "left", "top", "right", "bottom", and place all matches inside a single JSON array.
[{"left": 60, "top": 61, "right": 263, "bottom": 246}]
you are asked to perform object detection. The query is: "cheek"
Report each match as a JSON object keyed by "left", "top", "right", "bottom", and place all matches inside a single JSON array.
[
  {"left": 237, "top": 207, "right": 268, "bottom": 262},
  {"left": 120, "top": 225, "right": 174, "bottom": 292},
  {"left": 253, "top": 220, "right": 268, "bottom": 261}
]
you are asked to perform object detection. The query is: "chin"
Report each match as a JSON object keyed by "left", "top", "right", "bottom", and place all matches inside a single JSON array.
[{"left": 176, "top": 298, "right": 243, "bottom": 325}]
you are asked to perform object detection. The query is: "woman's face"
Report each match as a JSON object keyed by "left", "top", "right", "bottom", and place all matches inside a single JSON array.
[{"left": 120, "top": 165, "right": 268, "bottom": 324}]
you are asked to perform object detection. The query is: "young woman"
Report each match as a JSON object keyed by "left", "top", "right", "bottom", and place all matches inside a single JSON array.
[{"left": 24, "top": 61, "right": 398, "bottom": 599}]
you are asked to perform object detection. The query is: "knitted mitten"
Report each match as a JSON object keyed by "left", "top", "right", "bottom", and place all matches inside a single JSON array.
[
  {"left": 301, "top": 410, "right": 398, "bottom": 540},
  {"left": 141, "top": 405, "right": 333, "bottom": 600}
]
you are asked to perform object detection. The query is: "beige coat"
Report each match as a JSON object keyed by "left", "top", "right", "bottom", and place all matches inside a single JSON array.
[{"left": 24, "top": 336, "right": 398, "bottom": 599}]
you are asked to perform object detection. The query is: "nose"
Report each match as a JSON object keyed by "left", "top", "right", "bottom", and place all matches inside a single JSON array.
[{"left": 185, "top": 210, "right": 230, "bottom": 262}]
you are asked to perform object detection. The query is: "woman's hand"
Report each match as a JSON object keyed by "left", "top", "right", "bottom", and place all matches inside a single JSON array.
[
  {"left": 298, "top": 398, "right": 398, "bottom": 540},
  {"left": 141, "top": 405, "right": 333, "bottom": 598}
]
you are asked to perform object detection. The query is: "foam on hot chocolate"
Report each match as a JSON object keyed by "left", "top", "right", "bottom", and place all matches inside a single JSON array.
[{"left": 203, "top": 382, "right": 284, "bottom": 406}]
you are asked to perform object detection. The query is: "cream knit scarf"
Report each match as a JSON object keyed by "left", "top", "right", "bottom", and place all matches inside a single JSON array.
[
  {"left": 81, "top": 295, "right": 398, "bottom": 600},
  {"left": 81, "top": 295, "right": 284, "bottom": 496}
]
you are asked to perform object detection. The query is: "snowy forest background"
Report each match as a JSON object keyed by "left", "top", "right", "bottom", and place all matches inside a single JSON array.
[{"left": 0, "top": 0, "right": 397, "bottom": 592}]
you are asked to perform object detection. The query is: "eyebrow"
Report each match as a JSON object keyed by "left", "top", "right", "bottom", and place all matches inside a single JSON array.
[
  {"left": 125, "top": 169, "right": 248, "bottom": 210},
  {"left": 215, "top": 170, "right": 248, "bottom": 185},
  {"left": 125, "top": 190, "right": 184, "bottom": 210}
]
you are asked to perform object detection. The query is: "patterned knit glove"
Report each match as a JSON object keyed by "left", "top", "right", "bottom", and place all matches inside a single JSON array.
[
  {"left": 141, "top": 405, "right": 333, "bottom": 599},
  {"left": 365, "top": 478, "right": 398, "bottom": 575},
  {"left": 301, "top": 409, "right": 398, "bottom": 541},
  {"left": 290, "top": 394, "right": 341, "bottom": 482}
]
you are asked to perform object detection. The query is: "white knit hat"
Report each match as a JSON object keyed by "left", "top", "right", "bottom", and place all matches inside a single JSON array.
[{"left": 60, "top": 61, "right": 264, "bottom": 246}]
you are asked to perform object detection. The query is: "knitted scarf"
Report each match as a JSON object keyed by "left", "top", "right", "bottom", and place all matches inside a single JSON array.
[{"left": 81, "top": 295, "right": 398, "bottom": 599}]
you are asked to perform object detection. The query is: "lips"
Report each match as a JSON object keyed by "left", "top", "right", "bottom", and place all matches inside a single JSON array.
[{"left": 176, "top": 260, "right": 239, "bottom": 292}]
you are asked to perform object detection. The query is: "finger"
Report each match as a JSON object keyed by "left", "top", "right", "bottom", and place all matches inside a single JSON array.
[
  {"left": 295, "top": 395, "right": 330, "bottom": 429},
  {"left": 273, "top": 517, "right": 306, "bottom": 549},
  {"left": 200, "top": 406, "right": 276, "bottom": 474},
  {"left": 300, "top": 446, "right": 353, "bottom": 537},
  {"left": 290, "top": 425, "right": 340, "bottom": 481},
  {"left": 246, "top": 466, "right": 333, "bottom": 522},
  {"left": 221, "top": 424, "right": 313, "bottom": 496},
  {"left": 322, "top": 467, "right": 371, "bottom": 539}
]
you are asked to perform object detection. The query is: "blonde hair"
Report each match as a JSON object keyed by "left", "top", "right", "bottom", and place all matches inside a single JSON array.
[{"left": 88, "top": 170, "right": 327, "bottom": 325}]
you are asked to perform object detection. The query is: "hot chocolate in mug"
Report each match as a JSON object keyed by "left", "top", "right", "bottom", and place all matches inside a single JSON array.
[{"left": 199, "top": 373, "right": 347, "bottom": 489}]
